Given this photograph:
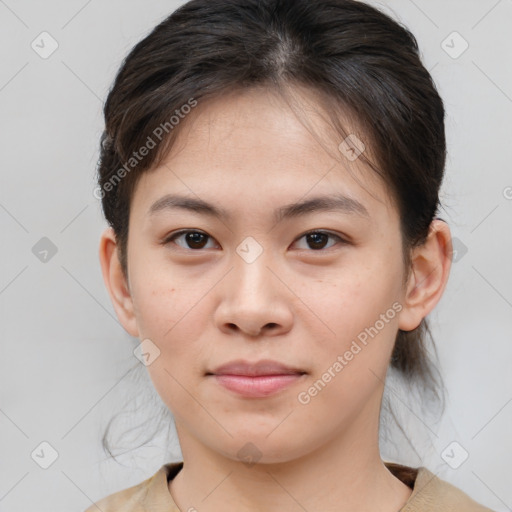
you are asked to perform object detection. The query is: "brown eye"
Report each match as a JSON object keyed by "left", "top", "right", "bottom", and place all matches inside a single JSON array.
[
  {"left": 293, "top": 231, "right": 347, "bottom": 251},
  {"left": 164, "top": 230, "right": 216, "bottom": 250},
  {"left": 306, "top": 232, "right": 330, "bottom": 250}
]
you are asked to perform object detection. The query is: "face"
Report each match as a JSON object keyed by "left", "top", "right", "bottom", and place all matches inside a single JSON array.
[{"left": 115, "top": 86, "right": 415, "bottom": 464}]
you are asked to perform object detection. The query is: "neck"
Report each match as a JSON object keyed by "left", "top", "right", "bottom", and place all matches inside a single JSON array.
[{"left": 168, "top": 400, "right": 412, "bottom": 512}]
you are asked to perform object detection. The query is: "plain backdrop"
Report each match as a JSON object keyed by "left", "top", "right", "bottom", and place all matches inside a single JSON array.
[{"left": 1, "top": 1, "right": 511, "bottom": 511}]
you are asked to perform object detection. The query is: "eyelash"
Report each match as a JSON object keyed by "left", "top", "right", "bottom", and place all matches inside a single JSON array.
[{"left": 162, "top": 229, "right": 348, "bottom": 252}]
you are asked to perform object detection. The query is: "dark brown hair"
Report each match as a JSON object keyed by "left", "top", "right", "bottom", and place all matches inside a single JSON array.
[{"left": 97, "top": 0, "right": 446, "bottom": 457}]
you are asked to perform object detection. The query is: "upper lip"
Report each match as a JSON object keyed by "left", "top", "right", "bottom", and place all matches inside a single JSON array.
[{"left": 207, "top": 359, "right": 307, "bottom": 376}]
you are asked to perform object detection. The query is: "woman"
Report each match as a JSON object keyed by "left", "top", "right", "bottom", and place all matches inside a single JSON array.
[{"left": 89, "top": 0, "right": 495, "bottom": 510}]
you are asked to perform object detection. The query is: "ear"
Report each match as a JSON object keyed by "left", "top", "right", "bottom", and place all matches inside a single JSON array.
[
  {"left": 98, "top": 227, "right": 139, "bottom": 338},
  {"left": 398, "top": 219, "right": 452, "bottom": 331}
]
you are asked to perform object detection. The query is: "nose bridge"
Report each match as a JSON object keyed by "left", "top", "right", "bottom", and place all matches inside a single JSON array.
[
  {"left": 231, "top": 241, "right": 275, "bottom": 301},
  {"left": 213, "top": 238, "right": 293, "bottom": 336}
]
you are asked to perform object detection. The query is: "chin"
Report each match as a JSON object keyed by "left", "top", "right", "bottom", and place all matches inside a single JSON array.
[{"left": 210, "top": 432, "right": 313, "bottom": 467}]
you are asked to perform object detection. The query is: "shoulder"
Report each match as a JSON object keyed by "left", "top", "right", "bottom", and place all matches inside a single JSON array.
[
  {"left": 83, "top": 463, "right": 181, "bottom": 512},
  {"left": 403, "top": 466, "right": 496, "bottom": 512},
  {"left": 83, "top": 476, "right": 153, "bottom": 512}
]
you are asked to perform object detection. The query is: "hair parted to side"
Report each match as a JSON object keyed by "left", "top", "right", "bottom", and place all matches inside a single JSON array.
[{"left": 97, "top": 0, "right": 447, "bottom": 459}]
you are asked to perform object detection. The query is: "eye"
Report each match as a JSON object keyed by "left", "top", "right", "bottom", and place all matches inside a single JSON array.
[
  {"left": 162, "top": 229, "right": 348, "bottom": 252},
  {"left": 293, "top": 230, "right": 347, "bottom": 251},
  {"left": 163, "top": 230, "right": 218, "bottom": 250}
]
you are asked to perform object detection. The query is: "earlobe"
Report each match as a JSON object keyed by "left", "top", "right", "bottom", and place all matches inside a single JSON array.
[
  {"left": 98, "top": 227, "right": 140, "bottom": 338},
  {"left": 398, "top": 219, "right": 452, "bottom": 331}
]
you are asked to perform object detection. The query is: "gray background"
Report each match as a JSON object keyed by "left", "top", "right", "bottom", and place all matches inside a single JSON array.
[{"left": 1, "top": 0, "right": 511, "bottom": 510}]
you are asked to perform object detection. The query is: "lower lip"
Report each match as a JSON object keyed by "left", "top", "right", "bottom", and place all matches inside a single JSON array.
[{"left": 212, "top": 374, "right": 304, "bottom": 398}]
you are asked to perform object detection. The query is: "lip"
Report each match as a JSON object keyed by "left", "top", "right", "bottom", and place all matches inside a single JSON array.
[
  {"left": 208, "top": 359, "right": 306, "bottom": 376},
  {"left": 206, "top": 359, "right": 307, "bottom": 398}
]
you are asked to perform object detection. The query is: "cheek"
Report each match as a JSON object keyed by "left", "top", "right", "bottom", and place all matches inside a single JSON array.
[
  {"left": 298, "top": 254, "right": 402, "bottom": 344},
  {"left": 296, "top": 312, "right": 399, "bottom": 426},
  {"left": 129, "top": 269, "right": 217, "bottom": 390},
  {"left": 130, "top": 267, "right": 207, "bottom": 341},
  {"left": 298, "top": 251, "right": 403, "bottom": 390},
  {"left": 131, "top": 276, "right": 213, "bottom": 414}
]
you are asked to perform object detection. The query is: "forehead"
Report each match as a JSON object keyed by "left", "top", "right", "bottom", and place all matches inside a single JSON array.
[{"left": 131, "top": 86, "right": 398, "bottom": 226}]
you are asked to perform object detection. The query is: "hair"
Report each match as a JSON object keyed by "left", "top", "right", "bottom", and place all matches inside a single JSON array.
[{"left": 97, "top": 0, "right": 447, "bottom": 460}]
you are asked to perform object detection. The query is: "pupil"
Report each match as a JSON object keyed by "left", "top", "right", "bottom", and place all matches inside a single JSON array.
[
  {"left": 187, "top": 232, "right": 206, "bottom": 248},
  {"left": 308, "top": 233, "right": 327, "bottom": 249}
]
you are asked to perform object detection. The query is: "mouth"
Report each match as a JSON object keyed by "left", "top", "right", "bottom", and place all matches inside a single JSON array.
[{"left": 205, "top": 359, "right": 307, "bottom": 398}]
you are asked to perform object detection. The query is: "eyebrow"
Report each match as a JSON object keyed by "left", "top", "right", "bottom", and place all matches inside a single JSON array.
[{"left": 147, "top": 193, "right": 369, "bottom": 223}]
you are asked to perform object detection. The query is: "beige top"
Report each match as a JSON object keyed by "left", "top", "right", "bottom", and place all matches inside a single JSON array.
[{"left": 84, "top": 461, "right": 495, "bottom": 511}]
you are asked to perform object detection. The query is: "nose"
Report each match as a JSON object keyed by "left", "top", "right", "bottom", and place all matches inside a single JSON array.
[{"left": 213, "top": 251, "right": 294, "bottom": 338}]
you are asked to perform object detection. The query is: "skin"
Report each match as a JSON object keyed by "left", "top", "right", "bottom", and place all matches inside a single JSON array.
[{"left": 99, "top": 85, "right": 452, "bottom": 512}]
